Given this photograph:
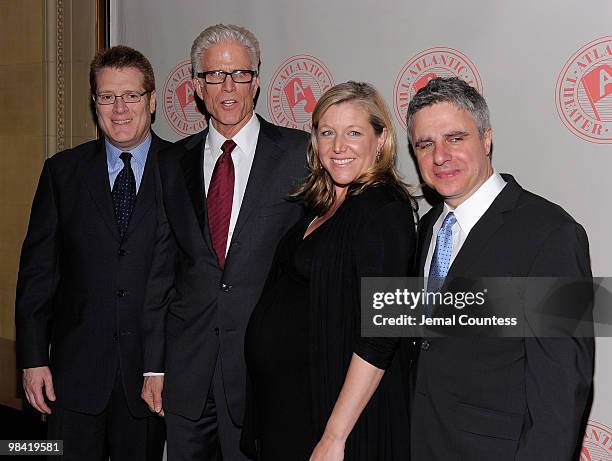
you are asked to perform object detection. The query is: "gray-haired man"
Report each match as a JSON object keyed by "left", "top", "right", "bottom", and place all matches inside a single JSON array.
[{"left": 141, "top": 24, "right": 308, "bottom": 460}]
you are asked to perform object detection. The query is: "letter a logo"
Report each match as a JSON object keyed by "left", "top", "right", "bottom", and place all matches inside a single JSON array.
[
  {"left": 582, "top": 64, "right": 612, "bottom": 106},
  {"left": 283, "top": 77, "right": 317, "bottom": 122}
]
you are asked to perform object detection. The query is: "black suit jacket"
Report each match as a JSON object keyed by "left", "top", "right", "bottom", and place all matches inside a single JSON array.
[
  {"left": 16, "top": 134, "right": 170, "bottom": 417},
  {"left": 144, "top": 115, "right": 308, "bottom": 423},
  {"left": 410, "top": 174, "right": 594, "bottom": 460}
]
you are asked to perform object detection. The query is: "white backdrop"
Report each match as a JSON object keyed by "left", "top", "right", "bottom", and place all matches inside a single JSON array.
[{"left": 112, "top": 0, "right": 612, "bottom": 456}]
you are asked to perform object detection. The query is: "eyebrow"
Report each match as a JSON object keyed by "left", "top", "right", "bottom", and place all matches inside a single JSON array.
[{"left": 444, "top": 130, "right": 470, "bottom": 138}]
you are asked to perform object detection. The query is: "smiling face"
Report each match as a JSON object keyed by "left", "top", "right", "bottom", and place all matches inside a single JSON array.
[
  {"left": 94, "top": 66, "right": 156, "bottom": 150},
  {"left": 316, "top": 102, "right": 387, "bottom": 198},
  {"left": 410, "top": 101, "right": 493, "bottom": 208},
  {"left": 193, "top": 40, "right": 260, "bottom": 139}
]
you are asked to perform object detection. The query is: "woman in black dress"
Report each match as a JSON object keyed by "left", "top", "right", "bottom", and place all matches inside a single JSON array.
[{"left": 243, "top": 82, "right": 416, "bottom": 460}]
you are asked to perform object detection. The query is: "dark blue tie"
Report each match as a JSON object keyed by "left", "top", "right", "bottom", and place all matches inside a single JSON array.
[{"left": 112, "top": 152, "right": 136, "bottom": 238}]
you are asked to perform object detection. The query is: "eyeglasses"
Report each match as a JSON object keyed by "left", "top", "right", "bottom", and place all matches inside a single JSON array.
[
  {"left": 196, "top": 70, "right": 257, "bottom": 84},
  {"left": 94, "top": 90, "right": 149, "bottom": 105}
]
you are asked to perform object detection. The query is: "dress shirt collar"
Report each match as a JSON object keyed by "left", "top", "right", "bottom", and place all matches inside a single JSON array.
[
  {"left": 441, "top": 171, "right": 507, "bottom": 236},
  {"left": 105, "top": 132, "right": 152, "bottom": 170},
  {"left": 207, "top": 113, "right": 260, "bottom": 160}
]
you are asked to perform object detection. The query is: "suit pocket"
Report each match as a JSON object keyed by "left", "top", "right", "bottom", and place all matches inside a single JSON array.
[
  {"left": 455, "top": 402, "right": 523, "bottom": 441},
  {"left": 257, "top": 201, "right": 291, "bottom": 218}
]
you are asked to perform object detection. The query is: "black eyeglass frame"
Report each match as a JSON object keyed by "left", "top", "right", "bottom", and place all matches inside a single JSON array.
[
  {"left": 195, "top": 70, "right": 258, "bottom": 84},
  {"left": 93, "top": 90, "right": 150, "bottom": 105}
]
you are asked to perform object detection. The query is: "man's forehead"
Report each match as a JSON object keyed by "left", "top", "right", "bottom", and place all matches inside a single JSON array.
[
  {"left": 413, "top": 103, "right": 477, "bottom": 129},
  {"left": 200, "top": 40, "right": 251, "bottom": 64},
  {"left": 96, "top": 66, "right": 145, "bottom": 83}
]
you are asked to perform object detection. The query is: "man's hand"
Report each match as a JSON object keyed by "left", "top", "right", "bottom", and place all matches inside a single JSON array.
[
  {"left": 142, "top": 375, "right": 164, "bottom": 416},
  {"left": 22, "top": 366, "right": 55, "bottom": 414}
]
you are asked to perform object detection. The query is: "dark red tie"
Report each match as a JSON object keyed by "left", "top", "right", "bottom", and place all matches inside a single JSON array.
[{"left": 208, "top": 139, "right": 236, "bottom": 269}]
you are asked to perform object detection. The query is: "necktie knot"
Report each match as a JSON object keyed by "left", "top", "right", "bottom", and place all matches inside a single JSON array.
[
  {"left": 221, "top": 139, "right": 237, "bottom": 156},
  {"left": 120, "top": 151, "right": 132, "bottom": 165},
  {"left": 440, "top": 211, "right": 457, "bottom": 233}
]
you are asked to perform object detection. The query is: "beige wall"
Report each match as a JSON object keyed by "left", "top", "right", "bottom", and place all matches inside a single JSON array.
[{"left": 0, "top": 0, "right": 98, "bottom": 408}]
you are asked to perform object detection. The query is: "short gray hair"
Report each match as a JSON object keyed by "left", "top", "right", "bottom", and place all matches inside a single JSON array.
[
  {"left": 190, "top": 24, "right": 261, "bottom": 76},
  {"left": 406, "top": 77, "right": 491, "bottom": 144}
]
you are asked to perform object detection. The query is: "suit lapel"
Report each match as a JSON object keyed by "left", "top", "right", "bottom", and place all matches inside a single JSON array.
[
  {"left": 231, "top": 117, "right": 286, "bottom": 241},
  {"left": 123, "top": 134, "right": 164, "bottom": 240},
  {"left": 447, "top": 175, "right": 522, "bottom": 278},
  {"left": 181, "top": 130, "right": 214, "bottom": 253},
  {"left": 416, "top": 205, "right": 442, "bottom": 277},
  {"left": 84, "top": 139, "right": 121, "bottom": 242}
]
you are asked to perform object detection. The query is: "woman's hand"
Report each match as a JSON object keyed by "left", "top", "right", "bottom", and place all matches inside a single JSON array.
[{"left": 309, "top": 431, "right": 345, "bottom": 461}]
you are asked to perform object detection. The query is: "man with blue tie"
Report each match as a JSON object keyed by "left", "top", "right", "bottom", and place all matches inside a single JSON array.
[
  {"left": 408, "top": 77, "right": 593, "bottom": 460},
  {"left": 15, "top": 45, "right": 168, "bottom": 460}
]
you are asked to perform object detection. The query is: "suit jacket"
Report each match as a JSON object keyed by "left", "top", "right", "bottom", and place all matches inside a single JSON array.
[
  {"left": 15, "top": 134, "right": 170, "bottom": 417},
  {"left": 144, "top": 115, "right": 308, "bottom": 423},
  {"left": 410, "top": 174, "right": 594, "bottom": 460}
]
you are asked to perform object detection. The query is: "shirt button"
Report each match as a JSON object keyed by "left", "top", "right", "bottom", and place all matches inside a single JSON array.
[
  {"left": 214, "top": 328, "right": 220, "bottom": 336},
  {"left": 421, "top": 340, "right": 431, "bottom": 351}
]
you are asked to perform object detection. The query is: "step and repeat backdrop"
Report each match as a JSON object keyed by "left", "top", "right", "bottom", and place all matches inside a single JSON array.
[{"left": 111, "top": 0, "right": 612, "bottom": 457}]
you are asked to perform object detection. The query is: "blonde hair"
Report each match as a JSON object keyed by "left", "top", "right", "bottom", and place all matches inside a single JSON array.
[{"left": 293, "top": 81, "right": 411, "bottom": 215}]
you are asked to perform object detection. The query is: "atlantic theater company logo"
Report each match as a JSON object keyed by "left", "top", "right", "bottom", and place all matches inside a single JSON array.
[
  {"left": 163, "top": 60, "right": 207, "bottom": 136},
  {"left": 556, "top": 36, "right": 612, "bottom": 144},
  {"left": 267, "top": 55, "right": 334, "bottom": 132},
  {"left": 393, "top": 47, "right": 482, "bottom": 130},
  {"left": 580, "top": 419, "right": 612, "bottom": 460}
]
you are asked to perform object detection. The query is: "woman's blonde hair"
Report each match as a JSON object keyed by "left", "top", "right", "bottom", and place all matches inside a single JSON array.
[{"left": 293, "top": 81, "right": 410, "bottom": 215}]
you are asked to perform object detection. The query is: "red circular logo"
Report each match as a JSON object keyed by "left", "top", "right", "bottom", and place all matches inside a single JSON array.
[
  {"left": 556, "top": 36, "right": 612, "bottom": 144},
  {"left": 580, "top": 419, "right": 612, "bottom": 460},
  {"left": 163, "top": 60, "right": 207, "bottom": 136},
  {"left": 267, "top": 55, "right": 334, "bottom": 132},
  {"left": 393, "top": 47, "right": 483, "bottom": 130}
]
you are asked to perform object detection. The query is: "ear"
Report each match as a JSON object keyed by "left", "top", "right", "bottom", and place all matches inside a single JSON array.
[
  {"left": 377, "top": 127, "right": 388, "bottom": 152},
  {"left": 483, "top": 128, "right": 492, "bottom": 156},
  {"left": 251, "top": 73, "right": 261, "bottom": 99},
  {"left": 149, "top": 90, "right": 157, "bottom": 114},
  {"left": 193, "top": 78, "right": 204, "bottom": 100}
]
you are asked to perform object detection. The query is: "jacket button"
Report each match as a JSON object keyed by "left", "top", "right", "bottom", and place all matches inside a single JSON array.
[
  {"left": 117, "top": 248, "right": 127, "bottom": 256},
  {"left": 220, "top": 283, "right": 231, "bottom": 293},
  {"left": 112, "top": 333, "right": 118, "bottom": 341},
  {"left": 214, "top": 328, "right": 219, "bottom": 336},
  {"left": 116, "top": 289, "right": 128, "bottom": 297},
  {"left": 421, "top": 340, "right": 431, "bottom": 351}
]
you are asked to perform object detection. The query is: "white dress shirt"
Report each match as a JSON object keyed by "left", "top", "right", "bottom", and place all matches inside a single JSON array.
[
  {"left": 204, "top": 114, "right": 260, "bottom": 255},
  {"left": 424, "top": 172, "right": 507, "bottom": 276}
]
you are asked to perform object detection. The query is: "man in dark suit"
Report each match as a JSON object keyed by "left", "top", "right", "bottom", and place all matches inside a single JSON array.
[
  {"left": 16, "top": 46, "right": 167, "bottom": 460},
  {"left": 141, "top": 24, "right": 308, "bottom": 460},
  {"left": 407, "top": 77, "right": 593, "bottom": 460}
]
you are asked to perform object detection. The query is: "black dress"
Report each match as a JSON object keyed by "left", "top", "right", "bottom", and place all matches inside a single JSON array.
[{"left": 244, "top": 184, "right": 416, "bottom": 461}]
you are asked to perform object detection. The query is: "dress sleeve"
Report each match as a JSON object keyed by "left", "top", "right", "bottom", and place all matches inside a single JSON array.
[{"left": 352, "top": 199, "right": 416, "bottom": 370}]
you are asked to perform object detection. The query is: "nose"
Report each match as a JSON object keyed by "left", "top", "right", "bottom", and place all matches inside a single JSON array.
[
  {"left": 221, "top": 74, "right": 236, "bottom": 92},
  {"left": 432, "top": 143, "right": 451, "bottom": 166},
  {"left": 112, "top": 96, "right": 129, "bottom": 113},
  {"left": 333, "top": 135, "right": 346, "bottom": 154}
]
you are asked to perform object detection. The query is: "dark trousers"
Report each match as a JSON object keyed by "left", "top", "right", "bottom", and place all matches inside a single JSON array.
[
  {"left": 166, "top": 356, "right": 250, "bottom": 461},
  {"left": 47, "top": 371, "right": 165, "bottom": 461}
]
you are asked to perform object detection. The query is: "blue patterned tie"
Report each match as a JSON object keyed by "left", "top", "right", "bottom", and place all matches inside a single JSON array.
[
  {"left": 112, "top": 152, "right": 136, "bottom": 238},
  {"left": 426, "top": 212, "right": 457, "bottom": 316}
]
